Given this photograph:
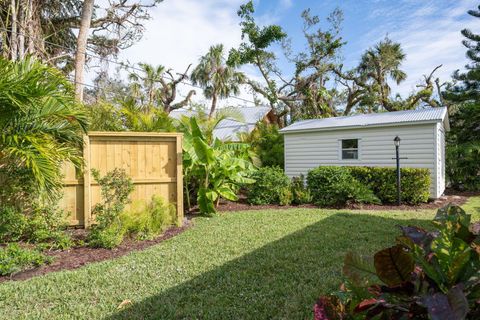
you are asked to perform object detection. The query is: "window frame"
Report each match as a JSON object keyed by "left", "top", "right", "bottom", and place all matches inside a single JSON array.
[{"left": 338, "top": 138, "right": 361, "bottom": 161}]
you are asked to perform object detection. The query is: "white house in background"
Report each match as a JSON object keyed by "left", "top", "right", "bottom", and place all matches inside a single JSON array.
[
  {"left": 169, "top": 106, "right": 274, "bottom": 141},
  {"left": 280, "top": 107, "right": 450, "bottom": 199}
]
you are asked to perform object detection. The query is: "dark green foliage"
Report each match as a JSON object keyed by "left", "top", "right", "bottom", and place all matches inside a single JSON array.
[
  {"left": 291, "top": 175, "right": 312, "bottom": 205},
  {"left": 249, "top": 123, "right": 284, "bottom": 167},
  {"left": 0, "top": 243, "right": 51, "bottom": 276},
  {"left": 314, "top": 204, "right": 480, "bottom": 320},
  {"left": 348, "top": 166, "right": 431, "bottom": 204},
  {"left": 443, "top": 5, "right": 480, "bottom": 191},
  {"left": 446, "top": 142, "right": 480, "bottom": 191},
  {"left": 87, "top": 168, "right": 134, "bottom": 249},
  {"left": 306, "top": 166, "right": 379, "bottom": 206},
  {"left": 247, "top": 167, "right": 291, "bottom": 205},
  {"left": 0, "top": 204, "right": 72, "bottom": 250}
]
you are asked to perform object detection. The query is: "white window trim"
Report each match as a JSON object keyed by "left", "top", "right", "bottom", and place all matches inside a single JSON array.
[{"left": 338, "top": 138, "right": 362, "bottom": 161}]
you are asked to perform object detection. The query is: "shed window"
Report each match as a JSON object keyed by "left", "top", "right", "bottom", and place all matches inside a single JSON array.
[{"left": 341, "top": 139, "right": 359, "bottom": 159}]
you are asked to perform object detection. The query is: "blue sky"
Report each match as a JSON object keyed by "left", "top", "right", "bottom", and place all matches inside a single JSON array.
[{"left": 111, "top": 0, "right": 477, "bottom": 106}]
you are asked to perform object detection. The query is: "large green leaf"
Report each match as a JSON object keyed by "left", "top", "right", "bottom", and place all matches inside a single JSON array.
[
  {"left": 217, "top": 186, "right": 238, "bottom": 201},
  {"left": 343, "top": 252, "right": 378, "bottom": 287},
  {"left": 192, "top": 136, "right": 214, "bottom": 165},
  {"left": 197, "top": 188, "right": 216, "bottom": 215},
  {"left": 373, "top": 245, "right": 414, "bottom": 286}
]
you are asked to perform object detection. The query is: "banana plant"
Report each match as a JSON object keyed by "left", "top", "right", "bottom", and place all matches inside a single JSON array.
[{"left": 181, "top": 117, "right": 255, "bottom": 215}]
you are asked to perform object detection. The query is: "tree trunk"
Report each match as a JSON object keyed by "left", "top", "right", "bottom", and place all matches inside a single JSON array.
[
  {"left": 26, "top": 0, "right": 35, "bottom": 54},
  {"left": 10, "top": 0, "right": 18, "bottom": 60},
  {"left": 74, "top": 0, "right": 95, "bottom": 102},
  {"left": 209, "top": 94, "right": 217, "bottom": 118},
  {"left": 18, "top": 0, "right": 25, "bottom": 59}
]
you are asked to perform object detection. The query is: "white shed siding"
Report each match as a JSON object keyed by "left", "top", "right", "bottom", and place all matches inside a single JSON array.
[{"left": 284, "top": 123, "right": 438, "bottom": 198}]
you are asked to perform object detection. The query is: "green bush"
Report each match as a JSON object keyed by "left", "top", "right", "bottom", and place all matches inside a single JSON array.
[
  {"left": 0, "top": 243, "right": 51, "bottom": 276},
  {"left": 247, "top": 167, "right": 291, "bottom": 205},
  {"left": 348, "top": 166, "right": 431, "bottom": 204},
  {"left": 0, "top": 205, "right": 72, "bottom": 250},
  {"left": 121, "top": 196, "right": 176, "bottom": 240},
  {"left": 87, "top": 168, "right": 134, "bottom": 248},
  {"left": 307, "top": 166, "right": 379, "bottom": 206},
  {"left": 291, "top": 175, "right": 312, "bottom": 205},
  {"left": 249, "top": 123, "right": 284, "bottom": 167}
]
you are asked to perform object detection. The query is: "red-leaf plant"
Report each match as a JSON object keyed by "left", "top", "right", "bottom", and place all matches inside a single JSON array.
[{"left": 314, "top": 204, "right": 480, "bottom": 319}]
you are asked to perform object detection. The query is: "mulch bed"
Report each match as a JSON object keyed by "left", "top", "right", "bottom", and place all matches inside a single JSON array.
[
  {"left": 212, "top": 191, "right": 478, "bottom": 213},
  {"left": 0, "top": 220, "right": 191, "bottom": 283}
]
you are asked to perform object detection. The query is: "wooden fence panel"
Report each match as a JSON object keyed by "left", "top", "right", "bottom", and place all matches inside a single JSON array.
[{"left": 59, "top": 132, "right": 183, "bottom": 228}]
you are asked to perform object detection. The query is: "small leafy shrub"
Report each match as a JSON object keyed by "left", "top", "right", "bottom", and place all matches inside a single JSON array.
[
  {"left": 348, "top": 166, "right": 431, "bottom": 204},
  {"left": 0, "top": 243, "right": 51, "bottom": 276},
  {"left": 87, "top": 168, "right": 134, "bottom": 248},
  {"left": 247, "top": 166, "right": 291, "bottom": 205},
  {"left": 120, "top": 196, "right": 176, "bottom": 240},
  {"left": 0, "top": 206, "right": 27, "bottom": 242},
  {"left": 291, "top": 175, "right": 312, "bottom": 205},
  {"left": 0, "top": 204, "right": 72, "bottom": 250},
  {"left": 307, "top": 166, "right": 379, "bottom": 206},
  {"left": 314, "top": 204, "right": 480, "bottom": 319},
  {"left": 278, "top": 187, "right": 293, "bottom": 206}
]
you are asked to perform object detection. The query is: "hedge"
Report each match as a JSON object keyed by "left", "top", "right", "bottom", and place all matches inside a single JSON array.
[
  {"left": 306, "top": 166, "right": 380, "bottom": 206},
  {"left": 247, "top": 166, "right": 292, "bottom": 205},
  {"left": 306, "top": 166, "right": 430, "bottom": 206},
  {"left": 347, "top": 166, "right": 431, "bottom": 204}
]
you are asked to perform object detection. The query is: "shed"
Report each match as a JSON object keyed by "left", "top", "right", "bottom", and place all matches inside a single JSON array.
[
  {"left": 169, "top": 106, "right": 274, "bottom": 141},
  {"left": 280, "top": 108, "right": 449, "bottom": 199}
]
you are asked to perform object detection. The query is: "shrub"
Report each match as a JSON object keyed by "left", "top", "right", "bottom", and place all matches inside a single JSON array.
[
  {"left": 249, "top": 123, "right": 284, "bottom": 167},
  {"left": 307, "top": 166, "right": 379, "bottom": 206},
  {"left": 87, "top": 168, "right": 134, "bottom": 248},
  {"left": 446, "top": 142, "right": 480, "bottom": 191},
  {"left": 121, "top": 196, "right": 176, "bottom": 240},
  {"left": 348, "top": 166, "right": 431, "bottom": 204},
  {"left": 0, "top": 243, "right": 51, "bottom": 276},
  {"left": 291, "top": 175, "right": 312, "bottom": 205},
  {"left": 247, "top": 167, "right": 291, "bottom": 205},
  {"left": 0, "top": 204, "right": 72, "bottom": 250},
  {"left": 314, "top": 204, "right": 480, "bottom": 319}
]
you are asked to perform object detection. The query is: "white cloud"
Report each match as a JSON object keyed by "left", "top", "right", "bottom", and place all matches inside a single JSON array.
[{"left": 362, "top": 0, "right": 476, "bottom": 97}]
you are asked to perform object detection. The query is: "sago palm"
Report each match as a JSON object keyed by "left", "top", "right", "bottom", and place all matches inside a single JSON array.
[
  {"left": 191, "top": 44, "right": 245, "bottom": 118},
  {"left": 0, "top": 57, "right": 88, "bottom": 200}
]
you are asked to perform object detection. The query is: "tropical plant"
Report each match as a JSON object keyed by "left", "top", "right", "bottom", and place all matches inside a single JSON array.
[
  {"left": 128, "top": 62, "right": 195, "bottom": 113},
  {"left": 179, "top": 116, "right": 256, "bottom": 215},
  {"left": 191, "top": 44, "right": 245, "bottom": 118},
  {"left": 240, "top": 122, "right": 284, "bottom": 167},
  {"left": 0, "top": 57, "right": 88, "bottom": 202},
  {"left": 314, "top": 204, "right": 480, "bottom": 319}
]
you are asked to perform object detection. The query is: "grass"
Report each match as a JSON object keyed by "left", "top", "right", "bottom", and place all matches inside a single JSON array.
[{"left": 0, "top": 198, "right": 479, "bottom": 319}]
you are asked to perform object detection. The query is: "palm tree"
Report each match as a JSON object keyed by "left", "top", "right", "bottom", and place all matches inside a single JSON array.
[
  {"left": 191, "top": 44, "right": 245, "bottom": 118},
  {"left": 128, "top": 63, "right": 165, "bottom": 108},
  {"left": 0, "top": 57, "right": 88, "bottom": 201},
  {"left": 357, "top": 38, "right": 407, "bottom": 111}
]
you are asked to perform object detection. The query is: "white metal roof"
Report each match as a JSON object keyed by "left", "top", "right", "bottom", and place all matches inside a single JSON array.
[
  {"left": 169, "top": 106, "right": 272, "bottom": 141},
  {"left": 280, "top": 107, "right": 449, "bottom": 133}
]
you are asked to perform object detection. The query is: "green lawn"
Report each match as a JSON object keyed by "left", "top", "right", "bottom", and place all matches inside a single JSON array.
[{"left": 1, "top": 198, "right": 479, "bottom": 320}]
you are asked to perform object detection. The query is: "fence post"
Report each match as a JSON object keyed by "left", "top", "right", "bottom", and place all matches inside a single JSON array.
[
  {"left": 83, "top": 134, "right": 92, "bottom": 228},
  {"left": 176, "top": 134, "right": 184, "bottom": 226}
]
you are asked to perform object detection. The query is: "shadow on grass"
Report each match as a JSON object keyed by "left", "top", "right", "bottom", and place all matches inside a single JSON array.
[{"left": 106, "top": 213, "right": 431, "bottom": 320}]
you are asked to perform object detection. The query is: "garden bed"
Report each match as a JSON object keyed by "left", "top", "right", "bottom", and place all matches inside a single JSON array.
[
  {"left": 0, "top": 221, "right": 190, "bottom": 283},
  {"left": 210, "top": 191, "right": 475, "bottom": 213}
]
